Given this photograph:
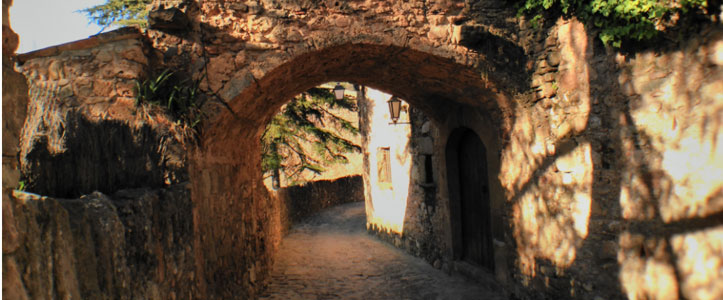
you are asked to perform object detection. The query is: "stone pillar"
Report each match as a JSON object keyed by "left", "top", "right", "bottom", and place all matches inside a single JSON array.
[
  {"left": 2, "top": 0, "right": 27, "bottom": 188},
  {"left": 3, "top": 0, "right": 30, "bottom": 298}
]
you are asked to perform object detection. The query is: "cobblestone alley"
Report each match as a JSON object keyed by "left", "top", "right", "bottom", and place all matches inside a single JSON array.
[{"left": 259, "top": 202, "right": 507, "bottom": 300}]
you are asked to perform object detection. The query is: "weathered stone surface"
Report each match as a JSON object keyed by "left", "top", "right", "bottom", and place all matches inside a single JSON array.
[
  {"left": 3, "top": 11, "right": 30, "bottom": 297},
  {"left": 20, "top": 109, "right": 185, "bottom": 198},
  {"left": 148, "top": 7, "right": 189, "bottom": 31},
  {"left": 275, "top": 176, "right": 364, "bottom": 227},
  {"left": 260, "top": 203, "right": 506, "bottom": 300},
  {"left": 2, "top": 55, "right": 28, "bottom": 157},
  {"left": 17, "top": 31, "right": 190, "bottom": 199},
  {"left": 9, "top": 1, "right": 722, "bottom": 300},
  {"left": 2, "top": 0, "right": 27, "bottom": 194},
  {"left": 2, "top": 185, "right": 194, "bottom": 300}
]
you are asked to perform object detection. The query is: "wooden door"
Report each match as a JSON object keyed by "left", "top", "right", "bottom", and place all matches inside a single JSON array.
[{"left": 457, "top": 131, "right": 493, "bottom": 269}]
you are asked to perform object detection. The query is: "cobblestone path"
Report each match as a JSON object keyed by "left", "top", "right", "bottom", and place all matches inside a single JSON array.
[{"left": 259, "top": 202, "right": 507, "bottom": 300}]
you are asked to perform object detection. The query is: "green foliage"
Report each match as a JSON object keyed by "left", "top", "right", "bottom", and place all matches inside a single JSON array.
[
  {"left": 81, "top": 0, "right": 152, "bottom": 29},
  {"left": 16, "top": 180, "right": 26, "bottom": 192},
  {"left": 513, "top": 0, "right": 709, "bottom": 47},
  {"left": 135, "top": 69, "right": 204, "bottom": 128},
  {"left": 262, "top": 87, "right": 361, "bottom": 185}
]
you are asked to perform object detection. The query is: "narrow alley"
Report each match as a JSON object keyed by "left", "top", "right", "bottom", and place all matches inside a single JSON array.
[{"left": 259, "top": 202, "right": 507, "bottom": 300}]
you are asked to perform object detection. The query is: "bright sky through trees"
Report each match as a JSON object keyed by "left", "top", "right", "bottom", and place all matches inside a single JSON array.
[{"left": 10, "top": 0, "right": 111, "bottom": 53}]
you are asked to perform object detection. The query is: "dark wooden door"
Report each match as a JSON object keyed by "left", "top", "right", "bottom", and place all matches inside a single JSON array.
[{"left": 457, "top": 131, "right": 493, "bottom": 269}]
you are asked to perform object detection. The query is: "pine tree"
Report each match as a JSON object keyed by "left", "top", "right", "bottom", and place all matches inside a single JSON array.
[
  {"left": 81, "top": 0, "right": 152, "bottom": 29},
  {"left": 261, "top": 87, "right": 361, "bottom": 186}
]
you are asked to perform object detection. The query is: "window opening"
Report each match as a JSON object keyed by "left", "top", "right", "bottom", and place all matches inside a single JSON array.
[{"left": 377, "top": 147, "right": 392, "bottom": 186}]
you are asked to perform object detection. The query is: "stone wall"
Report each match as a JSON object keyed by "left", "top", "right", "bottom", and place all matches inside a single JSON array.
[
  {"left": 497, "top": 19, "right": 723, "bottom": 300},
  {"left": 148, "top": 1, "right": 521, "bottom": 298},
  {"left": 5, "top": 0, "right": 721, "bottom": 299},
  {"left": 3, "top": 0, "right": 28, "bottom": 241},
  {"left": 359, "top": 87, "right": 449, "bottom": 267},
  {"left": 274, "top": 175, "right": 364, "bottom": 231},
  {"left": 17, "top": 28, "right": 189, "bottom": 198},
  {"left": 357, "top": 9, "right": 722, "bottom": 300},
  {"left": 2, "top": 185, "right": 195, "bottom": 300}
]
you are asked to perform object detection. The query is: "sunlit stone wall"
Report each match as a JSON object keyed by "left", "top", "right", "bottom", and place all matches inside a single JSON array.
[
  {"left": 16, "top": 29, "right": 190, "bottom": 198},
  {"left": 359, "top": 86, "right": 453, "bottom": 269},
  {"left": 501, "top": 18, "right": 722, "bottom": 300},
  {"left": 7, "top": 1, "right": 721, "bottom": 299},
  {"left": 360, "top": 88, "right": 413, "bottom": 235},
  {"left": 615, "top": 28, "right": 723, "bottom": 300},
  {"left": 502, "top": 18, "right": 594, "bottom": 280}
]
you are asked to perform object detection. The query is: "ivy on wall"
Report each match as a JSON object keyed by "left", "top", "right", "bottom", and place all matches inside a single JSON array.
[{"left": 513, "top": 0, "right": 711, "bottom": 47}]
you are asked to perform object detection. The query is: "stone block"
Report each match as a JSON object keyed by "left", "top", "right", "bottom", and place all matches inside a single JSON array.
[
  {"left": 93, "top": 79, "right": 115, "bottom": 97},
  {"left": 2, "top": 64, "right": 28, "bottom": 157},
  {"left": 99, "top": 59, "right": 144, "bottom": 79},
  {"left": 267, "top": 26, "right": 287, "bottom": 44},
  {"left": 537, "top": 82, "right": 556, "bottom": 99},
  {"left": 546, "top": 51, "right": 561, "bottom": 67},
  {"left": 245, "top": 42, "right": 279, "bottom": 51},
  {"left": 428, "top": 25, "right": 449, "bottom": 41},
  {"left": 95, "top": 50, "right": 113, "bottom": 62},
  {"left": 416, "top": 137, "right": 434, "bottom": 155},
  {"left": 220, "top": 71, "right": 255, "bottom": 102},
  {"left": 72, "top": 77, "right": 94, "bottom": 98},
  {"left": 2, "top": 258, "right": 29, "bottom": 300},
  {"left": 47, "top": 60, "right": 65, "bottom": 81},
  {"left": 148, "top": 8, "right": 189, "bottom": 31},
  {"left": 421, "top": 121, "right": 431, "bottom": 134},
  {"left": 115, "top": 80, "right": 136, "bottom": 98},
  {"left": 118, "top": 43, "right": 148, "bottom": 65}
]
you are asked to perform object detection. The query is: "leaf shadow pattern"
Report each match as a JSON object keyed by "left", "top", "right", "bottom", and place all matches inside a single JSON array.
[{"left": 506, "top": 21, "right": 723, "bottom": 299}]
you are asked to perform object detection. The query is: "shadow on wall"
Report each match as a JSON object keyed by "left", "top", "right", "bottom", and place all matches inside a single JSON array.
[
  {"left": 504, "top": 19, "right": 722, "bottom": 300},
  {"left": 3, "top": 185, "right": 195, "bottom": 300},
  {"left": 20, "top": 83, "right": 187, "bottom": 198},
  {"left": 611, "top": 29, "right": 723, "bottom": 300}
]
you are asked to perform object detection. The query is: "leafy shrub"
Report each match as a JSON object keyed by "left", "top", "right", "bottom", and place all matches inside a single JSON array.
[{"left": 513, "top": 0, "right": 710, "bottom": 48}]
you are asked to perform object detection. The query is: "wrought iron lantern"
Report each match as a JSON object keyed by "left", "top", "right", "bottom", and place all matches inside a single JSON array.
[
  {"left": 387, "top": 96, "right": 402, "bottom": 124},
  {"left": 333, "top": 83, "right": 345, "bottom": 100}
]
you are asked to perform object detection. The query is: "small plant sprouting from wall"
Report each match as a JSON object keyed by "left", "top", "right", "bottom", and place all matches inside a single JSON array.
[
  {"left": 135, "top": 69, "right": 204, "bottom": 131},
  {"left": 16, "top": 180, "right": 27, "bottom": 192}
]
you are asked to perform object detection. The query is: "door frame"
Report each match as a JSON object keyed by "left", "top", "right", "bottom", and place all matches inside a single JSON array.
[{"left": 445, "top": 127, "right": 494, "bottom": 271}]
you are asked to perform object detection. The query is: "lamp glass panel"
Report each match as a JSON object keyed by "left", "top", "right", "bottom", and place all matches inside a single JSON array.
[
  {"left": 388, "top": 97, "right": 401, "bottom": 122},
  {"left": 333, "top": 84, "right": 345, "bottom": 100}
]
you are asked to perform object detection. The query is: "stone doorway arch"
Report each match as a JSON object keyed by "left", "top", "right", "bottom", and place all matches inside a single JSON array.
[
  {"left": 191, "top": 42, "right": 516, "bottom": 297},
  {"left": 446, "top": 127, "right": 494, "bottom": 271}
]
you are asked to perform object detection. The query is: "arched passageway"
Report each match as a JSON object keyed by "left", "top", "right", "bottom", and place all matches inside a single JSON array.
[
  {"left": 191, "top": 42, "right": 517, "bottom": 298},
  {"left": 8, "top": 0, "right": 722, "bottom": 298}
]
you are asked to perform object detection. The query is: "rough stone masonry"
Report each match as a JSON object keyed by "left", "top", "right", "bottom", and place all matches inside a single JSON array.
[{"left": 3, "top": 0, "right": 722, "bottom": 299}]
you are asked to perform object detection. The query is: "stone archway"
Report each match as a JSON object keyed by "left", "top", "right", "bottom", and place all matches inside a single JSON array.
[
  {"left": 10, "top": 1, "right": 529, "bottom": 298},
  {"left": 190, "top": 41, "right": 517, "bottom": 297},
  {"left": 9, "top": 0, "right": 722, "bottom": 298},
  {"left": 446, "top": 127, "right": 494, "bottom": 270}
]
